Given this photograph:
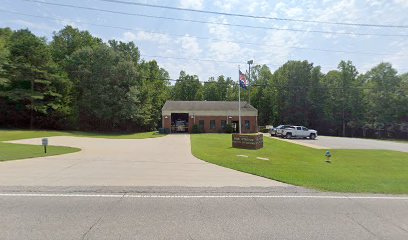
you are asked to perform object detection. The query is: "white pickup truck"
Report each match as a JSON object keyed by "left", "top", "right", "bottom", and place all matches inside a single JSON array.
[{"left": 280, "top": 126, "right": 318, "bottom": 139}]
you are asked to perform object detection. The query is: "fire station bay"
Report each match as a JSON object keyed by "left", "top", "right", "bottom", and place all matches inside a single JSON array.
[{"left": 161, "top": 101, "right": 258, "bottom": 133}]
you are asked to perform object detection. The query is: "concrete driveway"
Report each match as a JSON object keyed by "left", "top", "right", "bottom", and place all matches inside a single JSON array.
[
  {"left": 271, "top": 135, "right": 408, "bottom": 152},
  {"left": 0, "top": 135, "right": 286, "bottom": 187}
]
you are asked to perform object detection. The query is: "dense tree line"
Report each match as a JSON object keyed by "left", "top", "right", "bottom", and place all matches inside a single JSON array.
[
  {"left": 0, "top": 26, "right": 407, "bottom": 138},
  {"left": 248, "top": 61, "right": 408, "bottom": 139},
  {"left": 0, "top": 26, "right": 170, "bottom": 131},
  {"left": 169, "top": 60, "right": 407, "bottom": 139}
]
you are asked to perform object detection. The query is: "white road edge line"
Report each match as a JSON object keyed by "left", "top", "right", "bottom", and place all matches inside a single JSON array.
[{"left": 0, "top": 193, "right": 407, "bottom": 200}]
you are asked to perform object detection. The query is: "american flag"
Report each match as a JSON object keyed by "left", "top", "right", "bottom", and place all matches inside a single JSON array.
[{"left": 239, "top": 70, "right": 248, "bottom": 89}]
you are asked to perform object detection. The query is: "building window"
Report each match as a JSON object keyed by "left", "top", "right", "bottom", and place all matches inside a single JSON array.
[
  {"left": 199, "top": 120, "right": 204, "bottom": 130},
  {"left": 221, "top": 120, "right": 226, "bottom": 129},
  {"left": 210, "top": 120, "right": 216, "bottom": 129},
  {"left": 245, "top": 120, "right": 250, "bottom": 129}
]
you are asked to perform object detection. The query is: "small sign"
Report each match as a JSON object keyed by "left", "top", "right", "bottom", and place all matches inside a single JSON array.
[
  {"left": 42, "top": 138, "right": 48, "bottom": 154},
  {"left": 232, "top": 134, "right": 263, "bottom": 150}
]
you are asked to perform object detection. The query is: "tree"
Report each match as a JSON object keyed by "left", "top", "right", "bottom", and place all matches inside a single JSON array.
[
  {"left": 202, "top": 77, "right": 220, "bottom": 101},
  {"left": 249, "top": 65, "right": 275, "bottom": 126},
  {"left": 319, "top": 61, "right": 363, "bottom": 137},
  {"left": 172, "top": 71, "right": 202, "bottom": 101},
  {"left": 1, "top": 25, "right": 407, "bottom": 139},
  {"left": 215, "top": 75, "right": 229, "bottom": 101},
  {"left": 138, "top": 59, "right": 171, "bottom": 129},
  {"left": 307, "top": 66, "right": 325, "bottom": 129},
  {"left": 109, "top": 40, "right": 140, "bottom": 64},
  {"left": 400, "top": 73, "right": 408, "bottom": 120},
  {"left": 51, "top": 26, "right": 102, "bottom": 66},
  {"left": 399, "top": 73, "right": 408, "bottom": 138},
  {"left": 321, "top": 70, "right": 342, "bottom": 135},
  {"left": 224, "top": 76, "right": 237, "bottom": 101},
  {"left": 0, "top": 28, "right": 12, "bottom": 88},
  {"left": 201, "top": 75, "right": 236, "bottom": 101},
  {"left": 67, "top": 45, "right": 143, "bottom": 131},
  {"left": 273, "top": 60, "right": 319, "bottom": 126},
  {"left": 362, "top": 63, "right": 403, "bottom": 138},
  {"left": 1, "top": 29, "right": 71, "bottom": 129},
  {"left": 337, "top": 60, "right": 363, "bottom": 136}
]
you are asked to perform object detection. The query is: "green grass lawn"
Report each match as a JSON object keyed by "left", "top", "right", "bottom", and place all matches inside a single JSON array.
[
  {"left": 191, "top": 134, "right": 408, "bottom": 194},
  {"left": 0, "top": 129, "right": 165, "bottom": 162},
  {"left": 0, "top": 142, "right": 80, "bottom": 161},
  {"left": 0, "top": 129, "right": 165, "bottom": 141}
]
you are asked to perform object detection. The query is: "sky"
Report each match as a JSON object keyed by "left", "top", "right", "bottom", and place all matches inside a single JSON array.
[{"left": 1, "top": 0, "right": 407, "bottom": 81}]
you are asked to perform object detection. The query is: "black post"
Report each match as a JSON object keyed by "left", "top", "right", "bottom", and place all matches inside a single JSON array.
[{"left": 30, "top": 78, "right": 34, "bottom": 129}]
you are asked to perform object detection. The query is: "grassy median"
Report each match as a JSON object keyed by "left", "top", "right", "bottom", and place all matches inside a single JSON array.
[
  {"left": 191, "top": 134, "right": 408, "bottom": 194},
  {"left": 0, "top": 129, "right": 165, "bottom": 161},
  {"left": 0, "top": 142, "right": 80, "bottom": 162}
]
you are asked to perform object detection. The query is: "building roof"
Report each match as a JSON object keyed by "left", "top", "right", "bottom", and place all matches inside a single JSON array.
[{"left": 162, "top": 101, "right": 257, "bottom": 113}]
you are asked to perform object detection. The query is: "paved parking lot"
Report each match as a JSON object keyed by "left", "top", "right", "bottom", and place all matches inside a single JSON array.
[
  {"left": 271, "top": 135, "right": 408, "bottom": 152},
  {"left": 1, "top": 135, "right": 286, "bottom": 187}
]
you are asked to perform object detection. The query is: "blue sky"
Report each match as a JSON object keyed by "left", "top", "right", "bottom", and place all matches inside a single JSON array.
[{"left": 1, "top": 0, "right": 407, "bottom": 81}]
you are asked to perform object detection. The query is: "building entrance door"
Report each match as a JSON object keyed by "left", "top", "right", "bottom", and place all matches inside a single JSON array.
[
  {"left": 231, "top": 121, "right": 239, "bottom": 133},
  {"left": 171, "top": 113, "right": 189, "bottom": 133}
]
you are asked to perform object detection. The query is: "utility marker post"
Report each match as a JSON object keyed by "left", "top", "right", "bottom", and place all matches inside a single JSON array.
[{"left": 42, "top": 138, "right": 48, "bottom": 154}]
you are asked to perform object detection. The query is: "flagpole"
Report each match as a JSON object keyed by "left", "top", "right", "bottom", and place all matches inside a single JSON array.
[{"left": 238, "top": 65, "right": 241, "bottom": 134}]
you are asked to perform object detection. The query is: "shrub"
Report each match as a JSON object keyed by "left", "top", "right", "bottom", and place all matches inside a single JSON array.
[
  {"left": 192, "top": 124, "right": 201, "bottom": 134},
  {"left": 260, "top": 128, "right": 269, "bottom": 133},
  {"left": 225, "top": 124, "right": 233, "bottom": 133}
]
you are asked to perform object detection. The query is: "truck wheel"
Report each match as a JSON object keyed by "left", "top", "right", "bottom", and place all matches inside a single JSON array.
[
  {"left": 286, "top": 133, "right": 292, "bottom": 139},
  {"left": 310, "top": 133, "right": 316, "bottom": 140}
]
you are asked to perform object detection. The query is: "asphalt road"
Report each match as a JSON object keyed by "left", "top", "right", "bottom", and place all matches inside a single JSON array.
[
  {"left": 1, "top": 187, "right": 408, "bottom": 240},
  {"left": 3, "top": 135, "right": 407, "bottom": 239},
  {"left": 270, "top": 135, "right": 408, "bottom": 152}
]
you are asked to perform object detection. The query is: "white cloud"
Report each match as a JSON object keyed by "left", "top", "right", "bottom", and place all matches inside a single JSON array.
[
  {"left": 124, "top": 0, "right": 407, "bottom": 80},
  {"left": 257, "top": 30, "right": 305, "bottom": 66},
  {"left": 247, "top": 1, "right": 270, "bottom": 14},
  {"left": 316, "top": 0, "right": 359, "bottom": 23},
  {"left": 365, "top": 0, "right": 384, "bottom": 7},
  {"left": 273, "top": 2, "right": 287, "bottom": 13},
  {"left": 9, "top": 19, "right": 54, "bottom": 32},
  {"left": 54, "top": 18, "right": 81, "bottom": 28},
  {"left": 381, "top": 40, "right": 408, "bottom": 73},
  {"left": 285, "top": 7, "right": 304, "bottom": 18},
  {"left": 213, "top": 0, "right": 239, "bottom": 12},
  {"left": 122, "top": 31, "right": 170, "bottom": 44},
  {"left": 209, "top": 41, "right": 241, "bottom": 61},
  {"left": 206, "top": 16, "right": 246, "bottom": 61},
  {"left": 394, "top": 0, "right": 408, "bottom": 7},
  {"left": 207, "top": 17, "right": 232, "bottom": 40},
  {"left": 179, "top": 0, "right": 203, "bottom": 9},
  {"left": 214, "top": 0, "right": 271, "bottom": 14},
  {"left": 178, "top": 35, "right": 202, "bottom": 57},
  {"left": 269, "top": 2, "right": 305, "bottom": 19},
  {"left": 158, "top": 57, "right": 219, "bottom": 81}
]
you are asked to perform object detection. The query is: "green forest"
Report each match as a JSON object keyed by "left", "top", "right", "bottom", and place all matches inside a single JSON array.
[{"left": 1, "top": 26, "right": 407, "bottom": 139}]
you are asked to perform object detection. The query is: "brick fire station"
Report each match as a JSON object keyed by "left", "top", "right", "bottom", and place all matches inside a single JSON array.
[{"left": 161, "top": 101, "right": 258, "bottom": 133}]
